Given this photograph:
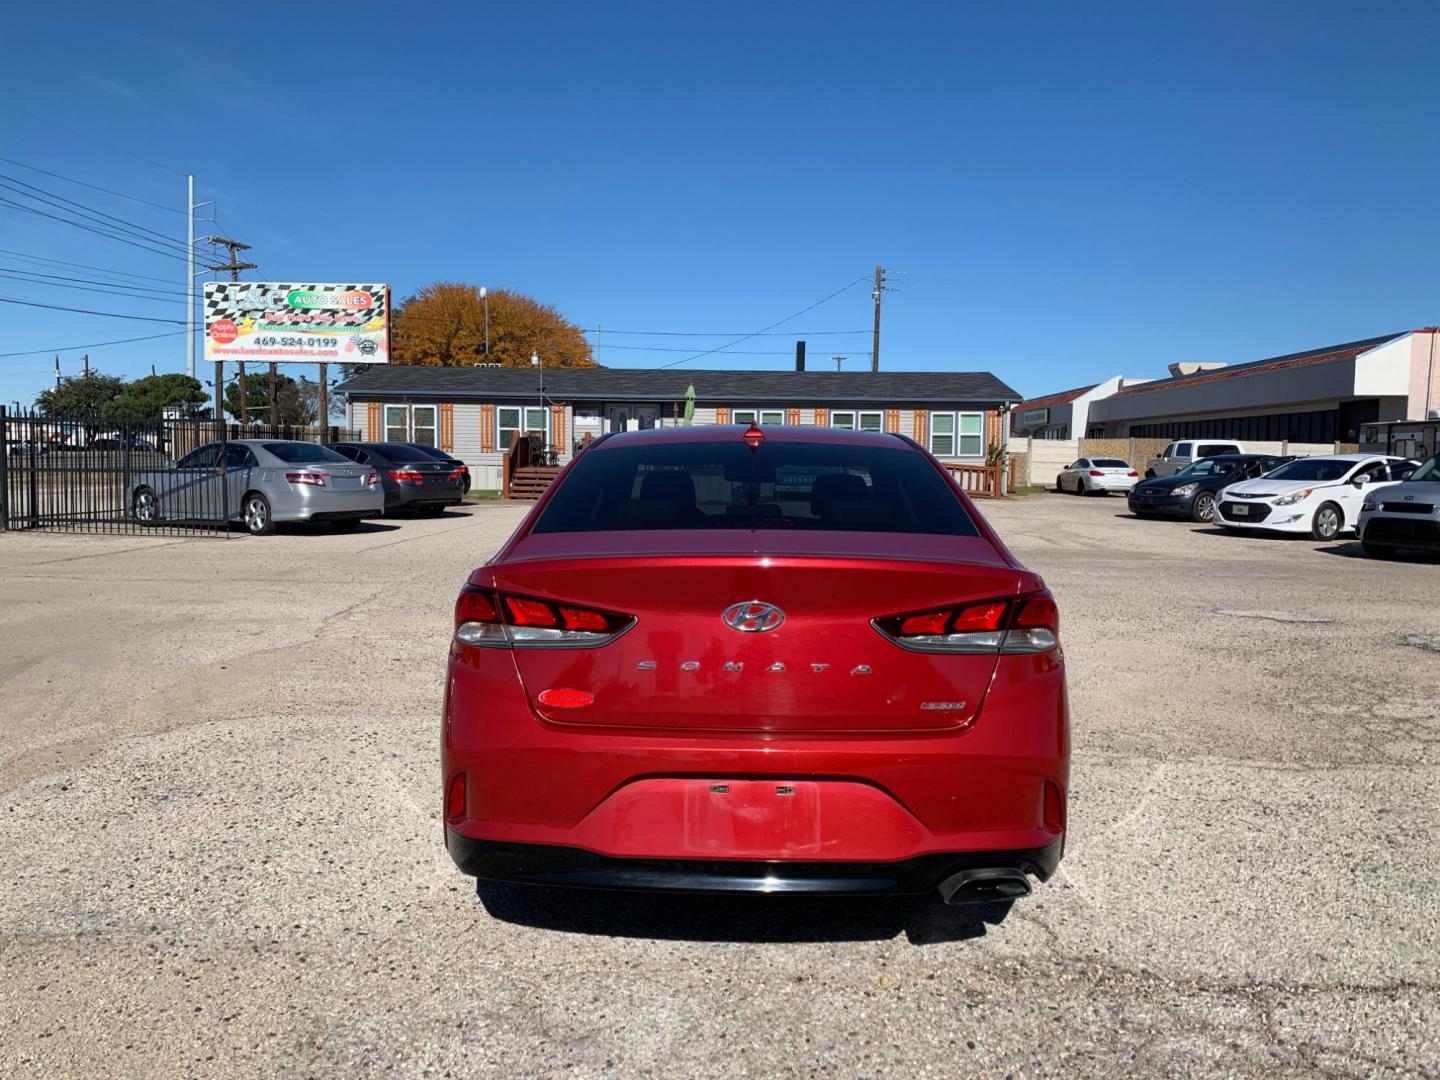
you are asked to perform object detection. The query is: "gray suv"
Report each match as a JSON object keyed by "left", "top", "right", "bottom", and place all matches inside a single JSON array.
[
  {"left": 1356, "top": 454, "right": 1440, "bottom": 558},
  {"left": 1145, "top": 439, "right": 1245, "bottom": 478}
]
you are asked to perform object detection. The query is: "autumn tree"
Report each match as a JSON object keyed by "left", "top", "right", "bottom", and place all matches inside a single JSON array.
[{"left": 391, "top": 283, "right": 596, "bottom": 368}]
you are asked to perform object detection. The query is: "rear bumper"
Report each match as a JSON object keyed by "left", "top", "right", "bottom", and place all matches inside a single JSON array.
[
  {"left": 442, "top": 645, "right": 1069, "bottom": 872},
  {"left": 386, "top": 482, "right": 465, "bottom": 508},
  {"left": 273, "top": 488, "right": 385, "bottom": 522},
  {"left": 446, "top": 833, "right": 1063, "bottom": 896}
]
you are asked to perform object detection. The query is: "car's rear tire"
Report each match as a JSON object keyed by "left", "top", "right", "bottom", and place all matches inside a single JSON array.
[
  {"left": 1310, "top": 502, "right": 1342, "bottom": 542},
  {"left": 1191, "top": 491, "right": 1216, "bottom": 523},
  {"left": 132, "top": 486, "right": 160, "bottom": 525},
  {"left": 242, "top": 491, "right": 275, "bottom": 536},
  {"left": 329, "top": 517, "right": 362, "bottom": 532},
  {"left": 1362, "top": 540, "right": 1399, "bottom": 559}
]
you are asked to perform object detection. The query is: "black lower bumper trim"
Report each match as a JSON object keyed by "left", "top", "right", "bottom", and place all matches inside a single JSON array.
[{"left": 445, "top": 833, "right": 1064, "bottom": 897}]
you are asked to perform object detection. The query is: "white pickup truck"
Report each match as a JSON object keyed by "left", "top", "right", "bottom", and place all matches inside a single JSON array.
[{"left": 1144, "top": 439, "right": 1245, "bottom": 478}]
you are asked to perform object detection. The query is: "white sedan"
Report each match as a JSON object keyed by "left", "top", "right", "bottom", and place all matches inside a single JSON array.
[
  {"left": 1213, "top": 454, "right": 1417, "bottom": 541},
  {"left": 1055, "top": 457, "right": 1139, "bottom": 495}
]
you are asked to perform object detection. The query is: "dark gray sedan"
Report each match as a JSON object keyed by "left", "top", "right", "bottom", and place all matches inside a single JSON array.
[{"left": 327, "top": 442, "right": 465, "bottom": 515}]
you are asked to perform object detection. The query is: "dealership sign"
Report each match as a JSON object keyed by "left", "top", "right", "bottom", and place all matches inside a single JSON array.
[
  {"left": 203, "top": 282, "right": 390, "bottom": 364},
  {"left": 1019, "top": 407, "right": 1050, "bottom": 429}
]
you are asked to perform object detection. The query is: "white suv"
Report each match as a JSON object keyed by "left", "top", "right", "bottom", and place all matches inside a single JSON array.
[{"left": 1145, "top": 440, "right": 1244, "bottom": 478}]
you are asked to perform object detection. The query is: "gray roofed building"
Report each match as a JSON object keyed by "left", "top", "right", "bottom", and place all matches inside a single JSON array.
[
  {"left": 338, "top": 363, "right": 1021, "bottom": 496},
  {"left": 338, "top": 364, "right": 1019, "bottom": 406}
]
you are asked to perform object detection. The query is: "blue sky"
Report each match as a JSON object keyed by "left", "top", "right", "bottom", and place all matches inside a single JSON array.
[{"left": 2, "top": 1, "right": 1438, "bottom": 407}]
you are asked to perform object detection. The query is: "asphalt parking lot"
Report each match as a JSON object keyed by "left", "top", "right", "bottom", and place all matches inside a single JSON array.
[{"left": 1, "top": 495, "right": 1437, "bottom": 1078}]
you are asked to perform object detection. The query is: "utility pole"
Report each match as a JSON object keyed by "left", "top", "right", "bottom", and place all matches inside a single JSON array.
[
  {"left": 207, "top": 237, "right": 258, "bottom": 424},
  {"left": 832, "top": 355, "right": 846, "bottom": 373},
  {"left": 82, "top": 354, "right": 90, "bottom": 376},
  {"left": 871, "top": 264, "right": 889, "bottom": 372},
  {"left": 53, "top": 356, "right": 60, "bottom": 387},
  {"left": 187, "top": 176, "right": 195, "bottom": 380}
]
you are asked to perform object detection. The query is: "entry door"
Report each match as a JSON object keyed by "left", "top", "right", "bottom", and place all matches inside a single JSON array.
[{"left": 606, "top": 405, "right": 659, "bottom": 432}]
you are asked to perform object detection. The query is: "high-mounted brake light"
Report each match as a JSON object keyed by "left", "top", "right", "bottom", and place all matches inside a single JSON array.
[
  {"left": 743, "top": 422, "right": 765, "bottom": 451},
  {"left": 285, "top": 471, "right": 327, "bottom": 486},
  {"left": 874, "top": 589, "right": 1059, "bottom": 654},
  {"left": 455, "top": 586, "right": 633, "bottom": 649}
]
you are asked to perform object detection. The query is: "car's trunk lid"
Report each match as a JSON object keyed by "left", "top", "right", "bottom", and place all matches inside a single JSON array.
[{"left": 484, "top": 539, "right": 1026, "bottom": 734}]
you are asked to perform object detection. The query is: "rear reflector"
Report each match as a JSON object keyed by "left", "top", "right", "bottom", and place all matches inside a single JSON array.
[
  {"left": 1044, "top": 780, "right": 1064, "bottom": 830},
  {"left": 455, "top": 586, "right": 633, "bottom": 649},
  {"left": 874, "top": 589, "right": 1059, "bottom": 654},
  {"left": 446, "top": 772, "right": 466, "bottom": 820}
]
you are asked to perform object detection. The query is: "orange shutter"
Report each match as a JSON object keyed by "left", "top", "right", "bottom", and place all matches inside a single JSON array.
[
  {"left": 439, "top": 404, "right": 454, "bottom": 452},
  {"left": 479, "top": 404, "right": 495, "bottom": 453},
  {"left": 885, "top": 409, "right": 901, "bottom": 433},
  {"left": 813, "top": 407, "right": 828, "bottom": 428},
  {"left": 716, "top": 407, "right": 730, "bottom": 425},
  {"left": 986, "top": 410, "right": 1000, "bottom": 448},
  {"left": 786, "top": 407, "right": 801, "bottom": 426},
  {"left": 550, "top": 405, "right": 567, "bottom": 453},
  {"left": 366, "top": 402, "right": 381, "bottom": 441},
  {"left": 913, "top": 410, "right": 928, "bottom": 443}
]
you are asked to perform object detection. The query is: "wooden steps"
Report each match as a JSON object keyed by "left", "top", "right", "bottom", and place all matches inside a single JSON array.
[{"left": 506, "top": 464, "right": 562, "bottom": 500}]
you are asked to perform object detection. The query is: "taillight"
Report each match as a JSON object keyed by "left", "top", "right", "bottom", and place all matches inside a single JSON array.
[
  {"left": 448, "top": 469, "right": 462, "bottom": 481},
  {"left": 390, "top": 470, "right": 425, "bottom": 484},
  {"left": 455, "top": 586, "right": 633, "bottom": 648},
  {"left": 874, "top": 589, "right": 1059, "bottom": 654},
  {"left": 1088, "top": 469, "right": 1104, "bottom": 477},
  {"left": 1127, "top": 470, "right": 1138, "bottom": 477},
  {"left": 285, "top": 471, "right": 327, "bottom": 486},
  {"left": 365, "top": 470, "right": 379, "bottom": 486}
]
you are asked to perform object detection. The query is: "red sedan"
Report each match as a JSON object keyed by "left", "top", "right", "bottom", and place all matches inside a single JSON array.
[{"left": 443, "top": 424, "right": 1068, "bottom": 905}]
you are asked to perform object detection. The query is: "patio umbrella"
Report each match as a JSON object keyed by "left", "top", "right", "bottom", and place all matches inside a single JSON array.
[{"left": 683, "top": 383, "right": 696, "bottom": 426}]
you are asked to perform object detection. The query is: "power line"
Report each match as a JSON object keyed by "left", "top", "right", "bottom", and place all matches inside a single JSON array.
[
  {"left": 0, "top": 247, "right": 180, "bottom": 285},
  {"left": 0, "top": 156, "right": 187, "bottom": 215},
  {"left": 656, "top": 275, "right": 871, "bottom": 370},
  {"left": 581, "top": 328, "right": 871, "bottom": 337},
  {"left": 0, "top": 197, "right": 191, "bottom": 263},
  {"left": 0, "top": 172, "right": 189, "bottom": 250},
  {"left": 0, "top": 330, "right": 187, "bottom": 359},
  {"left": 0, "top": 296, "right": 188, "bottom": 324},
  {"left": 598, "top": 343, "right": 825, "bottom": 356},
  {"left": 0, "top": 266, "right": 189, "bottom": 299}
]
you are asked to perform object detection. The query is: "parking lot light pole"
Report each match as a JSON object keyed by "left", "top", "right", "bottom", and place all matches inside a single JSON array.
[
  {"left": 481, "top": 286, "right": 490, "bottom": 357},
  {"left": 531, "top": 350, "right": 543, "bottom": 445}
]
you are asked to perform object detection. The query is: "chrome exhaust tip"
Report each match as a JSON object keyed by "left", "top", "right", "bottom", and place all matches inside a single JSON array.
[{"left": 937, "top": 867, "right": 1032, "bottom": 906}]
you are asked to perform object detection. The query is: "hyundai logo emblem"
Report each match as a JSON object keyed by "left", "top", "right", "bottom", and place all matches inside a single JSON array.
[{"left": 721, "top": 600, "right": 785, "bottom": 633}]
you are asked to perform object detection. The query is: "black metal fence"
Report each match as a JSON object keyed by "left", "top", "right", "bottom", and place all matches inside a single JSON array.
[{"left": 0, "top": 407, "right": 358, "bottom": 536}]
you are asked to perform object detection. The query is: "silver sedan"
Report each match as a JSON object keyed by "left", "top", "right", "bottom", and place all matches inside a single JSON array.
[{"left": 131, "top": 440, "right": 384, "bottom": 535}]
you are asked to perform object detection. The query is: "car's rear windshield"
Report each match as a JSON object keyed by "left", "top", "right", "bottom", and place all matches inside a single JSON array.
[
  {"left": 402, "top": 444, "right": 451, "bottom": 461},
  {"left": 261, "top": 442, "right": 350, "bottom": 464},
  {"left": 531, "top": 440, "right": 980, "bottom": 535},
  {"left": 362, "top": 443, "right": 442, "bottom": 462},
  {"left": 1266, "top": 458, "right": 1352, "bottom": 482},
  {"left": 1091, "top": 458, "right": 1128, "bottom": 468}
]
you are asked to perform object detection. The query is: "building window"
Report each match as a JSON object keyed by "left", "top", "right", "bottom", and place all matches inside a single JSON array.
[
  {"left": 733, "top": 408, "right": 785, "bottom": 425},
  {"left": 830, "top": 410, "right": 883, "bottom": 432},
  {"left": 382, "top": 404, "right": 440, "bottom": 445},
  {"left": 384, "top": 405, "right": 408, "bottom": 443},
  {"left": 498, "top": 406, "right": 550, "bottom": 449},
  {"left": 929, "top": 412, "right": 984, "bottom": 457}
]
